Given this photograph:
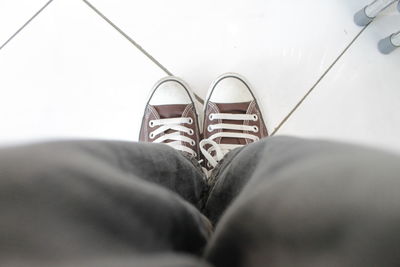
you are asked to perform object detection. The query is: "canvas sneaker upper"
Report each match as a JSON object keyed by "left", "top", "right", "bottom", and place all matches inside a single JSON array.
[
  {"left": 201, "top": 73, "right": 268, "bottom": 171},
  {"left": 139, "top": 77, "right": 201, "bottom": 158}
]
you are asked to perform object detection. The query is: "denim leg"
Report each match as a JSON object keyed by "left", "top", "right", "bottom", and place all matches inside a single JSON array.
[
  {"left": 0, "top": 140, "right": 210, "bottom": 266},
  {"left": 205, "top": 136, "right": 400, "bottom": 267}
]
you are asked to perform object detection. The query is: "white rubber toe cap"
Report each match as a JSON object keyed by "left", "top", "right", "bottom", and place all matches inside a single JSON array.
[
  {"left": 209, "top": 75, "right": 254, "bottom": 103},
  {"left": 149, "top": 79, "right": 192, "bottom": 105}
]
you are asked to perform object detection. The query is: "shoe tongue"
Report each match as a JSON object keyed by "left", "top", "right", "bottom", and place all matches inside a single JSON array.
[
  {"left": 215, "top": 102, "right": 251, "bottom": 146},
  {"left": 153, "top": 104, "right": 188, "bottom": 119},
  {"left": 216, "top": 102, "right": 250, "bottom": 113}
]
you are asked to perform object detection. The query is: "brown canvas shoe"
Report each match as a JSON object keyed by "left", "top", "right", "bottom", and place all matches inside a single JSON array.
[
  {"left": 139, "top": 77, "right": 201, "bottom": 159},
  {"left": 200, "top": 73, "right": 268, "bottom": 170}
]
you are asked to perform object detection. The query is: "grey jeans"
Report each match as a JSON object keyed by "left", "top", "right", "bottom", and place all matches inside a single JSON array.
[{"left": 1, "top": 137, "right": 400, "bottom": 267}]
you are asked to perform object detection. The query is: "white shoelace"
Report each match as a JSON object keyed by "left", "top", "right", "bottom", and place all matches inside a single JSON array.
[
  {"left": 149, "top": 117, "right": 197, "bottom": 157},
  {"left": 200, "top": 113, "right": 260, "bottom": 169}
]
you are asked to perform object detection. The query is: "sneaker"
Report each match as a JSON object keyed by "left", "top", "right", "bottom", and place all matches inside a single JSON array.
[
  {"left": 200, "top": 73, "right": 268, "bottom": 170},
  {"left": 139, "top": 77, "right": 201, "bottom": 158}
]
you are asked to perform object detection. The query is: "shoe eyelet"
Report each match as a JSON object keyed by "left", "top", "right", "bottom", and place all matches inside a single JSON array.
[
  {"left": 149, "top": 132, "right": 155, "bottom": 139},
  {"left": 149, "top": 120, "right": 155, "bottom": 127},
  {"left": 188, "top": 118, "right": 193, "bottom": 125},
  {"left": 207, "top": 126, "right": 213, "bottom": 132},
  {"left": 207, "top": 162, "right": 211, "bottom": 168},
  {"left": 209, "top": 114, "right": 214, "bottom": 121},
  {"left": 188, "top": 129, "right": 194, "bottom": 135},
  {"left": 190, "top": 140, "right": 196, "bottom": 146},
  {"left": 253, "top": 126, "right": 259, "bottom": 133},
  {"left": 252, "top": 114, "right": 258, "bottom": 121}
]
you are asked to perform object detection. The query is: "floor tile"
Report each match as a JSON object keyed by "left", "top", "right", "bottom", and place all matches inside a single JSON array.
[
  {"left": 278, "top": 4, "right": 400, "bottom": 153},
  {"left": 0, "top": 0, "right": 49, "bottom": 47},
  {"left": 89, "top": 0, "right": 371, "bottom": 132},
  {"left": 0, "top": 0, "right": 165, "bottom": 145}
]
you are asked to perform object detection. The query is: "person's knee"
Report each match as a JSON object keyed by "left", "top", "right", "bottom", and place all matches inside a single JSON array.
[{"left": 206, "top": 171, "right": 400, "bottom": 267}]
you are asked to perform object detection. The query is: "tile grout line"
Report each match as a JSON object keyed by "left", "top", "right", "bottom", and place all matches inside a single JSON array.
[
  {"left": 0, "top": 0, "right": 55, "bottom": 51},
  {"left": 81, "top": 0, "right": 205, "bottom": 105},
  {"left": 81, "top": 0, "right": 172, "bottom": 76},
  {"left": 271, "top": 25, "right": 370, "bottom": 136}
]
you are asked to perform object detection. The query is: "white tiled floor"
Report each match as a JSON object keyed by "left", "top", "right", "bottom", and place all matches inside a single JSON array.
[
  {"left": 0, "top": 0, "right": 164, "bottom": 145},
  {"left": 0, "top": 0, "right": 399, "bottom": 152},
  {"left": 279, "top": 5, "right": 400, "bottom": 153},
  {"left": 88, "top": 0, "right": 370, "bottom": 131},
  {"left": 0, "top": 0, "right": 48, "bottom": 46}
]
